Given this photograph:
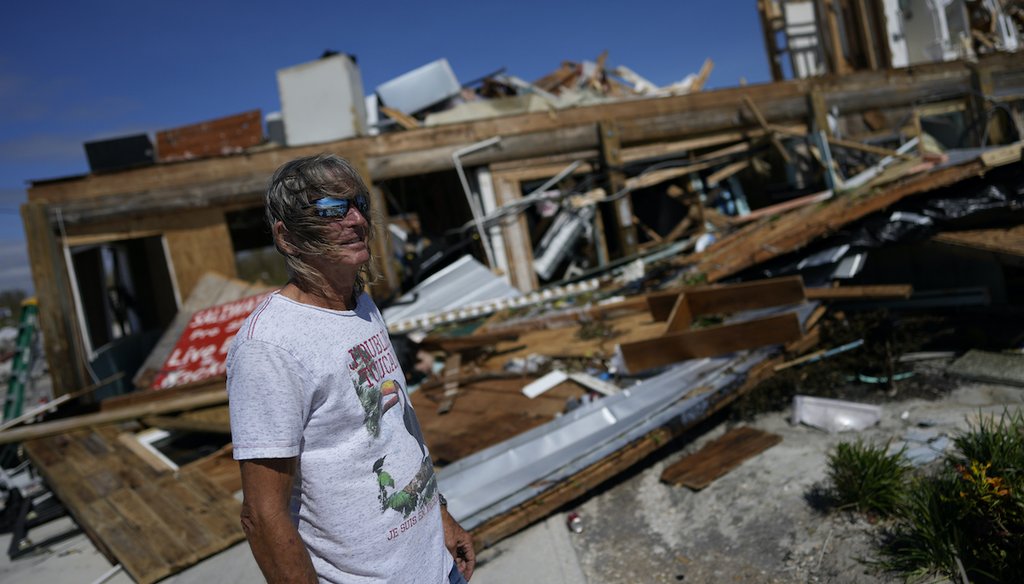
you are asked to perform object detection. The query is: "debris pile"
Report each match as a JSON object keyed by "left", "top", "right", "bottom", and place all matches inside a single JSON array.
[{"left": 8, "top": 36, "right": 1024, "bottom": 582}]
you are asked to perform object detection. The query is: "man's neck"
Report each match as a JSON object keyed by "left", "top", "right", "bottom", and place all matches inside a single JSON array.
[{"left": 280, "top": 281, "right": 357, "bottom": 311}]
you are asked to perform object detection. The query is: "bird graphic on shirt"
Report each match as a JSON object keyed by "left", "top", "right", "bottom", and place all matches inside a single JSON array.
[{"left": 380, "top": 379, "right": 427, "bottom": 459}]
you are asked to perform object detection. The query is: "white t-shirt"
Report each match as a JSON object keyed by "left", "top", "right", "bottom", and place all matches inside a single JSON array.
[{"left": 227, "top": 292, "right": 451, "bottom": 584}]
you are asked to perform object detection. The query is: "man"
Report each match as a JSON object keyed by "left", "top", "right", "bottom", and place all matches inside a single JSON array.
[{"left": 227, "top": 154, "right": 475, "bottom": 583}]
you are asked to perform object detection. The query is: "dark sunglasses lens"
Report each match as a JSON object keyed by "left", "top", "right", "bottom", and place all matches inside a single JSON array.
[
  {"left": 316, "top": 197, "right": 351, "bottom": 218},
  {"left": 355, "top": 194, "right": 369, "bottom": 215},
  {"left": 315, "top": 195, "right": 369, "bottom": 219}
]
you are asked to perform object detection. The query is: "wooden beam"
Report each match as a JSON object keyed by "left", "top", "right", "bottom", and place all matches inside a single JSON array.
[
  {"left": 805, "top": 284, "right": 913, "bottom": 300},
  {"left": 809, "top": 89, "right": 830, "bottom": 136},
  {"left": 705, "top": 160, "right": 751, "bottom": 187},
  {"left": 619, "top": 126, "right": 801, "bottom": 164},
  {"left": 21, "top": 202, "right": 88, "bottom": 395},
  {"left": 691, "top": 59, "right": 714, "bottom": 92},
  {"left": 30, "top": 64, "right": 992, "bottom": 218},
  {"left": 599, "top": 121, "right": 638, "bottom": 257},
  {"left": 742, "top": 95, "right": 792, "bottom": 163},
  {"left": 492, "top": 173, "right": 539, "bottom": 292},
  {"left": 379, "top": 106, "right": 421, "bottom": 130},
  {"left": 351, "top": 154, "right": 399, "bottom": 299},
  {"left": 619, "top": 312, "right": 803, "bottom": 373},
  {"left": 821, "top": 0, "right": 853, "bottom": 75},
  {"left": 625, "top": 164, "right": 715, "bottom": 191},
  {"left": 826, "top": 136, "right": 915, "bottom": 160},
  {"left": 0, "top": 388, "right": 228, "bottom": 445},
  {"left": 142, "top": 415, "right": 231, "bottom": 434},
  {"left": 854, "top": 0, "right": 879, "bottom": 70},
  {"left": 757, "top": 0, "right": 786, "bottom": 81},
  {"left": 648, "top": 276, "right": 807, "bottom": 321}
]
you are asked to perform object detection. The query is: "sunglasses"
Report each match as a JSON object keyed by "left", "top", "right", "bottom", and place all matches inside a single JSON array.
[{"left": 313, "top": 194, "right": 370, "bottom": 219}]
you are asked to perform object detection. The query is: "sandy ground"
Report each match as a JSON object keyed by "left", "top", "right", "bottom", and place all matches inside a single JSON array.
[
  {"left": 554, "top": 379, "right": 1022, "bottom": 584},
  {"left": 2, "top": 368, "right": 1021, "bottom": 583}
]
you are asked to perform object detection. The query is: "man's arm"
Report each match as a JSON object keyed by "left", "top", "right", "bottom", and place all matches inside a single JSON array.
[
  {"left": 239, "top": 458, "right": 317, "bottom": 584},
  {"left": 441, "top": 504, "right": 476, "bottom": 580}
]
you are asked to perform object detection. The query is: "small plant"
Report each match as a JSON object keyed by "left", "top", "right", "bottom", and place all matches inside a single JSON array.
[
  {"left": 827, "top": 439, "right": 911, "bottom": 517},
  {"left": 877, "top": 409, "right": 1024, "bottom": 583}
]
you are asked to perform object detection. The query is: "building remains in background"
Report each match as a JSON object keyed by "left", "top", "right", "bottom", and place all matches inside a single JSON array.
[{"left": 5, "top": 3, "right": 1024, "bottom": 580}]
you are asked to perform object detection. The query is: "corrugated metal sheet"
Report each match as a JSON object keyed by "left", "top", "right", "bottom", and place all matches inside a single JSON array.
[
  {"left": 438, "top": 302, "right": 818, "bottom": 529},
  {"left": 382, "top": 255, "right": 522, "bottom": 325}
]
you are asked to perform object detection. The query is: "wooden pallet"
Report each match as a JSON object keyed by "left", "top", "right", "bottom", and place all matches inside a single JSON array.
[{"left": 24, "top": 426, "right": 245, "bottom": 584}]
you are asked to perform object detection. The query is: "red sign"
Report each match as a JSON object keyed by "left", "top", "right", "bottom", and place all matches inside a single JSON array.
[{"left": 151, "top": 291, "right": 273, "bottom": 390}]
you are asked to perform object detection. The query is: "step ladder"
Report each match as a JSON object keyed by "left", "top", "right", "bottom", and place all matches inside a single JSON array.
[{"left": 3, "top": 299, "right": 39, "bottom": 422}]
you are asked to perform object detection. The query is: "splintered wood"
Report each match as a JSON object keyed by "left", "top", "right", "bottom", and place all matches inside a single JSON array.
[
  {"left": 660, "top": 426, "right": 783, "bottom": 490},
  {"left": 23, "top": 426, "right": 244, "bottom": 584}
]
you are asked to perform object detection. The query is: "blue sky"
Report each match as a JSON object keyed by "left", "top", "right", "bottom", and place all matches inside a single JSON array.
[{"left": 0, "top": 0, "right": 770, "bottom": 293}]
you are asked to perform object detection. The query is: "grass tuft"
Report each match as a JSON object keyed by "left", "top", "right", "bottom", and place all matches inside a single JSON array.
[
  {"left": 827, "top": 408, "right": 1024, "bottom": 583},
  {"left": 826, "top": 439, "right": 911, "bottom": 518}
]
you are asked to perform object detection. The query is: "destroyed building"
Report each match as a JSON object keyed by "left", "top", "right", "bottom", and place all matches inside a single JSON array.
[{"left": 4, "top": 14, "right": 1024, "bottom": 582}]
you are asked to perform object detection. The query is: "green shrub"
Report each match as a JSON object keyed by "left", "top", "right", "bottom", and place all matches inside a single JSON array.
[
  {"left": 827, "top": 439, "right": 911, "bottom": 517},
  {"left": 878, "top": 409, "right": 1024, "bottom": 583}
]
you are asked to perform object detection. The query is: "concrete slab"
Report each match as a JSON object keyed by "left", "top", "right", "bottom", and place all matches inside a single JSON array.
[
  {"left": 948, "top": 350, "right": 1024, "bottom": 387},
  {"left": 472, "top": 513, "right": 587, "bottom": 584}
]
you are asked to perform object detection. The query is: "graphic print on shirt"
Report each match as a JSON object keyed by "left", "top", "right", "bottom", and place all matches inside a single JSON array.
[{"left": 348, "top": 332, "right": 438, "bottom": 518}]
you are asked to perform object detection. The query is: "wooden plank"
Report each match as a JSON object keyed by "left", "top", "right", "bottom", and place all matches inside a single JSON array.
[
  {"left": 705, "top": 159, "right": 750, "bottom": 187},
  {"left": 379, "top": 106, "right": 421, "bottom": 130},
  {"left": 932, "top": 224, "right": 1024, "bottom": 258},
  {"left": 421, "top": 331, "right": 521, "bottom": 352},
  {"left": 492, "top": 173, "right": 538, "bottom": 292},
  {"left": 661, "top": 426, "right": 783, "bottom": 489},
  {"left": 648, "top": 276, "right": 807, "bottom": 321},
  {"left": 663, "top": 294, "right": 693, "bottom": 333},
  {"left": 743, "top": 95, "right": 792, "bottom": 164},
  {"left": 619, "top": 312, "right": 803, "bottom": 373},
  {"left": 0, "top": 388, "right": 228, "bottom": 444},
  {"left": 805, "top": 284, "right": 913, "bottom": 300},
  {"left": 143, "top": 414, "right": 231, "bottom": 434},
  {"left": 181, "top": 444, "right": 241, "bottom": 494},
  {"left": 979, "top": 142, "right": 1022, "bottom": 167},
  {"left": 117, "top": 432, "right": 176, "bottom": 473},
  {"left": 21, "top": 202, "right": 88, "bottom": 395},
  {"left": 106, "top": 486, "right": 198, "bottom": 569},
  {"left": 351, "top": 154, "right": 399, "bottom": 298}
]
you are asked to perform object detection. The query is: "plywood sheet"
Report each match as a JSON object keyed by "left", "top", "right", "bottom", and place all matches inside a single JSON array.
[
  {"left": 660, "top": 426, "right": 783, "bottom": 490},
  {"left": 24, "top": 426, "right": 245, "bottom": 584}
]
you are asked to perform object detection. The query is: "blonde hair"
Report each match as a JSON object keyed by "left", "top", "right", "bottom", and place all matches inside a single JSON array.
[{"left": 265, "top": 153, "right": 376, "bottom": 299}]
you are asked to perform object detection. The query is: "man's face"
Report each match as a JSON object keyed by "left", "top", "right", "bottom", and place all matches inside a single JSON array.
[{"left": 319, "top": 195, "right": 371, "bottom": 268}]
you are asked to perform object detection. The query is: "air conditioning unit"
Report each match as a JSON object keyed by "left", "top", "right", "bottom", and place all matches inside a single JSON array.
[{"left": 276, "top": 53, "right": 367, "bottom": 146}]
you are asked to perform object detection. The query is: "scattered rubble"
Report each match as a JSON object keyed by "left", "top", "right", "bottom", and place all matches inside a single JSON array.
[{"left": 5, "top": 21, "right": 1024, "bottom": 582}]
